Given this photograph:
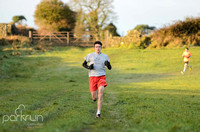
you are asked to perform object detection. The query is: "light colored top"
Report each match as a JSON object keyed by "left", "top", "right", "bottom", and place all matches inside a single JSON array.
[
  {"left": 182, "top": 51, "right": 191, "bottom": 62},
  {"left": 84, "top": 52, "right": 110, "bottom": 77}
]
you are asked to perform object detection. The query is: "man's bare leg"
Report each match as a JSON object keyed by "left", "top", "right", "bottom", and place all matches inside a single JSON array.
[
  {"left": 183, "top": 63, "right": 187, "bottom": 72},
  {"left": 96, "top": 86, "right": 104, "bottom": 117},
  {"left": 188, "top": 64, "right": 192, "bottom": 70},
  {"left": 91, "top": 91, "right": 97, "bottom": 101}
]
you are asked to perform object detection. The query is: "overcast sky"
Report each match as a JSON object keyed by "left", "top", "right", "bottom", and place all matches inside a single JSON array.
[{"left": 0, "top": 0, "right": 200, "bottom": 36}]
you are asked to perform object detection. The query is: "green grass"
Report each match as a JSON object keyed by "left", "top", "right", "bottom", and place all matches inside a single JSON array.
[{"left": 0, "top": 46, "right": 200, "bottom": 132}]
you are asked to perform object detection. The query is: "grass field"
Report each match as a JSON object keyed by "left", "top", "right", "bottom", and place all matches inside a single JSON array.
[{"left": 0, "top": 46, "right": 200, "bottom": 132}]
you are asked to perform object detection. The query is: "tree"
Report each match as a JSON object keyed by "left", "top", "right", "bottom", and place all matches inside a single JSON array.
[
  {"left": 34, "top": 0, "right": 76, "bottom": 32},
  {"left": 103, "top": 23, "right": 120, "bottom": 36},
  {"left": 69, "top": 0, "right": 115, "bottom": 36},
  {"left": 134, "top": 24, "right": 156, "bottom": 36},
  {"left": 12, "top": 15, "right": 27, "bottom": 24},
  {"left": 73, "top": 9, "right": 87, "bottom": 37}
]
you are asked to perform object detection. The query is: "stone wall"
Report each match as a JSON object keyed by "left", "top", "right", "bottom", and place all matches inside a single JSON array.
[{"left": 0, "top": 23, "right": 12, "bottom": 36}]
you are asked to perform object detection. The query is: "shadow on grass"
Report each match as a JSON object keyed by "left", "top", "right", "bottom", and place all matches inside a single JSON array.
[
  {"left": 109, "top": 70, "right": 173, "bottom": 84},
  {"left": 0, "top": 46, "right": 88, "bottom": 58},
  {"left": 0, "top": 54, "right": 63, "bottom": 80}
]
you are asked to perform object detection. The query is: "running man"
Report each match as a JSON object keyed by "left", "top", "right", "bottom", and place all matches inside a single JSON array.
[
  {"left": 82, "top": 41, "right": 112, "bottom": 118},
  {"left": 181, "top": 48, "right": 192, "bottom": 74}
]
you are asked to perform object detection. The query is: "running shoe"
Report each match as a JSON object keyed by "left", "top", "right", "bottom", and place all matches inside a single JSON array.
[{"left": 96, "top": 114, "right": 100, "bottom": 118}]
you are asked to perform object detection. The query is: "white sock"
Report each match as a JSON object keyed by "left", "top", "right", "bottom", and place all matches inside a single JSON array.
[
  {"left": 183, "top": 67, "right": 186, "bottom": 72},
  {"left": 97, "top": 110, "right": 100, "bottom": 115}
]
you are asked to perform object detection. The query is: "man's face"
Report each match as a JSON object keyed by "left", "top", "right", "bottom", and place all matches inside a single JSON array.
[
  {"left": 185, "top": 48, "right": 188, "bottom": 52},
  {"left": 94, "top": 44, "right": 102, "bottom": 54}
]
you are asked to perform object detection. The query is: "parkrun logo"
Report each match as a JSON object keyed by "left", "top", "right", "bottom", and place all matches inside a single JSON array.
[{"left": 2, "top": 104, "right": 44, "bottom": 124}]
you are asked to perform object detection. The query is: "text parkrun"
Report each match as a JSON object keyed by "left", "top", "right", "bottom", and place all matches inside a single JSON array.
[{"left": 2, "top": 104, "right": 44, "bottom": 123}]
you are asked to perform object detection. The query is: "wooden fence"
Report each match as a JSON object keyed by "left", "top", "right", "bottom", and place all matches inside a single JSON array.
[
  {"left": 29, "top": 31, "right": 69, "bottom": 45},
  {"left": 29, "top": 30, "right": 110, "bottom": 47}
]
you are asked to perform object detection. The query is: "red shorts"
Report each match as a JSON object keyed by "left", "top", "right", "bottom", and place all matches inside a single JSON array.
[{"left": 89, "top": 75, "right": 107, "bottom": 92}]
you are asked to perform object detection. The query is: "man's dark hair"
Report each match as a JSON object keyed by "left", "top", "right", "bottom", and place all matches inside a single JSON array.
[
  {"left": 94, "top": 41, "right": 102, "bottom": 46},
  {"left": 186, "top": 48, "right": 189, "bottom": 50}
]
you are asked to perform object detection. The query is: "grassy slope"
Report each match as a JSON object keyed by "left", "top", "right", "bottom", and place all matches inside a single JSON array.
[{"left": 0, "top": 47, "right": 200, "bottom": 132}]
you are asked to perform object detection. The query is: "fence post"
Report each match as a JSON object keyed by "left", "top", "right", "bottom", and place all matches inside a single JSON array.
[
  {"left": 29, "top": 30, "right": 33, "bottom": 43},
  {"left": 67, "top": 32, "right": 70, "bottom": 45},
  {"left": 5, "top": 24, "right": 8, "bottom": 37}
]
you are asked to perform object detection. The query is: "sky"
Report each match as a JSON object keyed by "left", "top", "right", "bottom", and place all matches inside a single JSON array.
[{"left": 0, "top": 0, "right": 200, "bottom": 36}]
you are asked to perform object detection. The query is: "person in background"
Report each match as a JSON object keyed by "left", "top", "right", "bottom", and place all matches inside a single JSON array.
[{"left": 181, "top": 48, "right": 192, "bottom": 74}]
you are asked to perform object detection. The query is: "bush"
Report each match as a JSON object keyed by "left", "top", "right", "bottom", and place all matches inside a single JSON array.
[
  {"left": 122, "top": 30, "right": 149, "bottom": 49},
  {"left": 16, "top": 24, "right": 29, "bottom": 36},
  {"left": 0, "top": 38, "right": 10, "bottom": 46},
  {"left": 0, "top": 36, "right": 30, "bottom": 47},
  {"left": 150, "top": 17, "right": 200, "bottom": 48}
]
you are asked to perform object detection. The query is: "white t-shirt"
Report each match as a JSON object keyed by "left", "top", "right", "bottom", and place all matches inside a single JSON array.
[{"left": 84, "top": 52, "right": 110, "bottom": 77}]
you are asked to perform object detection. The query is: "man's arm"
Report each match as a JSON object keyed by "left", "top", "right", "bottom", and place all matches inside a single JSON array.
[
  {"left": 82, "top": 60, "right": 94, "bottom": 70},
  {"left": 182, "top": 52, "right": 185, "bottom": 58},
  {"left": 189, "top": 53, "right": 191, "bottom": 58},
  {"left": 105, "top": 61, "right": 112, "bottom": 70}
]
